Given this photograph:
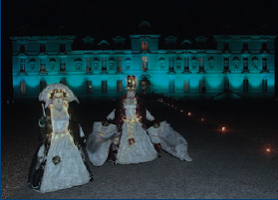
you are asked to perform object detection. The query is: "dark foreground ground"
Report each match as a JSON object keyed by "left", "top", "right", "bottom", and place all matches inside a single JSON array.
[{"left": 1, "top": 97, "right": 278, "bottom": 199}]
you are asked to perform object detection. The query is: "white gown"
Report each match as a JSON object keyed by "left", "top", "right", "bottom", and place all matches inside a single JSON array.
[
  {"left": 38, "top": 105, "right": 90, "bottom": 193},
  {"left": 115, "top": 99, "right": 158, "bottom": 164}
]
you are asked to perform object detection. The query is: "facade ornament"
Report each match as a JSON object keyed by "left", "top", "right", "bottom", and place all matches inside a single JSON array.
[
  {"left": 74, "top": 58, "right": 82, "bottom": 70},
  {"left": 29, "top": 58, "right": 36, "bottom": 70},
  {"left": 93, "top": 58, "right": 100, "bottom": 70},
  {"left": 191, "top": 57, "right": 197, "bottom": 69},
  {"left": 158, "top": 57, "right": 165, "bottom": 69}
]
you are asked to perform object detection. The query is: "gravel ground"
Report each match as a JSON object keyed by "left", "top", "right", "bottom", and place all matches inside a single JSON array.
[{"left": 1, "top": 98, "right": 278, "bottom": 199}]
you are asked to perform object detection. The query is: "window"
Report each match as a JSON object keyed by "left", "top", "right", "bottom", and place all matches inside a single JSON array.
[
  {"left": 20, "top": 58, "right": 26, "bottom": 71},
  {"left": 169, "top": 57, "right": 174, "bottom": 71},
  {"left": 199, "top": 78, "right": 206, "bottom": 93},
  {"left": 184, "top": 57, "right": 189, "bottom": 71},
  {"left": 117, "top": 57, "right": 122, "bottom": 72},
  {"left": 199, "top": 57, "right": 204, "bottom": 71},
  {"left": 60, "top": 59, "right": 66, "bottom": 71},
  {"left": 86, "top": 58, "right": 92, "bottom": 71},
  {"left": 60, "top": 79, "right": 66, "bottom": 85},
  {"left": 20, "top": 45, "right": 25, "bottom": 53},
  {"left": 184, "top": 80, "right": 190, "bottom": 93},
  {"left": 142, "top": 56, "right": 148, "bottom": 71},
  {"left": 243, "top": 58, "right": 248, "bottom": 70},
  {"left": 262, "top": 43, "right": 267, "bottom": 51},
  {"left": 224, "top": 43, "right": 229, "bottom": 50},
  {"left": 243, "top": 43, "right": 248, "bottom": 51},
  {"left": 169, "top": 80, "right": 175, "bottom": 93},
  {"left": 20, "top": 81, "right": 26, "bottom": 94},
  {"left": 87, "top": 81, "right": 92, "bottom": 94},
  {"left": 243, "top": 79, "right": 248, "bottom": 92},
  {"left": 102, "top": 80, "right": 107, "bottom": 93},
  {"left": 224, "top": 57, "right": 229, "bottom": 71},
  {"left": 142, "top": 41, "right": 148, "bottom": 51},
  {"left": 40, "top": 80, "right": 47, "bottom": 91},
  {"left": 40, "top": 44, "right": 46, "bottom": 53},
  {"left": 60, "top": 44, "right": 66, "bottom": 52},
  {"left": 101, "top": 58, "right": 107, "bottom": 71},
  {"left": 262, "top": 79, "right": 268, "bottom": 93},
  {"left": 117, "top": 80, "right": 123, "bottom": 93},
  {"left": 224, "top": 77, "right": 229, "bottom": 91},
  {"left": 262, "top": 58, "right": 267, "bottom": 70},
  {"left": 40, "top": 59, "right": 46, "bottom": 72}
]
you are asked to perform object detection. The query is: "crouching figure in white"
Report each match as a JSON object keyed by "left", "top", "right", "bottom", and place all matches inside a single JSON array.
[
  {"left": 86, "top": 75, "right": 192, "bottom": 166},
  {"left": 28, "top": 84, "right": 92, "bottom": 193}
]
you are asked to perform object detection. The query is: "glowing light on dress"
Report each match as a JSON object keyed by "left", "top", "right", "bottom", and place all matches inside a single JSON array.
[
  {"left": 222, "top": 126, "right": 226, "bottom": 131},
  {"left": 187, "top": 112, "right": 191, "bottom": 116},
  {"left": 266, "top": 148, "right": 271, "bottom": 153}
]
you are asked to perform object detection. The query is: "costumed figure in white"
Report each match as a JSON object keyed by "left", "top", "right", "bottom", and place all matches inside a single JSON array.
[
  {"left": 86, "top": 76, "right": 192, "bottom": 166},
  {"left": 28, "top": 83, "right": 93, "bottom": 193}
]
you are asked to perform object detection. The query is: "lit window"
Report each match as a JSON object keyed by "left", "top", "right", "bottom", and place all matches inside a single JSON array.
[
  {"left": 102, "top": 80, "right": 108, "bottom": 93},
  {"left": 87, "top": 81, "right": 92, "bottom": 94},
  {"left": 20, "top": 80, "right": 26, "bottom": 94},
  {"left": 20, "top": 58, "right": 26, "bottom": 71},
  {"left": 142, "top": 41, "right": 148, "bottom": 51},
  {"left": 117, "top": 80, "right": 123, "bottom": 93},
  {"left": 142, "top": 57, "right": 148, "bottom": 71}
]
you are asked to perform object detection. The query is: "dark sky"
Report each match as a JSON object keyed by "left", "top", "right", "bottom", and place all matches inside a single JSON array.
[{"left": 1, "top": 0, "right": 278, "bottom": 95}]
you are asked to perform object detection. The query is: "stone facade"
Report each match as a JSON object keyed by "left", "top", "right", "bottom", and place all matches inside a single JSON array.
[{"left": 10, "top": 29, "right": 276, "bottom": 100}]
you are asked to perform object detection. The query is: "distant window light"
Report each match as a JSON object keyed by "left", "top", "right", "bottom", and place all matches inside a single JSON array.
[
  {"left": 142, "top": 41, "right": 148, "bottom": 51},
  {"left": 87, "top": 81, "right": 92, "bottom": 94},
  {"left": 142, "top": 56, "right": 148, "bottom": 71},
  {"left": 20, "top": 80, "right": 26, "bottom": 94}
]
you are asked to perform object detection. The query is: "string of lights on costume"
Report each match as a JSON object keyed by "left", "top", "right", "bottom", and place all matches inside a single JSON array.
[{"left": 28, "top": 83, "right": 93, "bottom": 193}]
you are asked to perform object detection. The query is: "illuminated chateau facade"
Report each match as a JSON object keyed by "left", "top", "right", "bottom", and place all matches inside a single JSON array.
[{"left": 11, "top": 22, "right": 276, "bottom": 100}]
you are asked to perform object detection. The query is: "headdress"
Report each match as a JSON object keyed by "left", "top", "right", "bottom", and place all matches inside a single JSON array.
[
  {"left": 39, "top": 83, "right": 79, "bottom": 108},
  {"left": 126, "top": 75, "right": 137, "bottom": 91}
]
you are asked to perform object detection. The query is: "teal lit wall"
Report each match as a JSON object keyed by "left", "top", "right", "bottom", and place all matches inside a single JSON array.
[{"left": 11, "top": 34, "right": 276, "bottom": 100}]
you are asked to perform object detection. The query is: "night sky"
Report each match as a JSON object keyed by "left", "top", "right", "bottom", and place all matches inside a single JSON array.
[{"left": 1, "top": 0, "right": 278, "bottom": 96}]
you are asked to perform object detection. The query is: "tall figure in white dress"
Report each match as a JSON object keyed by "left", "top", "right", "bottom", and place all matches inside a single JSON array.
[
  {"left": 28, "top": 83, "right": 93, "bottom": 193},
  {"left": 86, "top": 75, "right": 192, "bottom": 166}
]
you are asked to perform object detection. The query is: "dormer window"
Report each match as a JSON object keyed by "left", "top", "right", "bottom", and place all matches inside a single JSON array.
[
  {"left": 142, "top": 41, "right": 148, "bottom": 51},
  {"left": 40, "top": 44, "right": 46, "bottom": 53},
  {"left": 60, "top": 44, "right": 66, "bottom": 52},
  {"left": 20, "top": 45, "right": 25, "bottom": 53}
]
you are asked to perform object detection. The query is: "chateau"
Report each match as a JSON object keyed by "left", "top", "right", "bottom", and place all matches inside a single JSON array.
[{"left": 10, "top": 22, "right": 276, "bottom": 100}]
